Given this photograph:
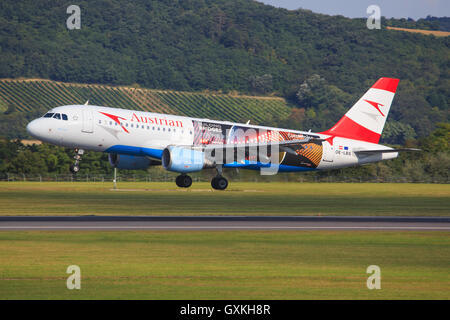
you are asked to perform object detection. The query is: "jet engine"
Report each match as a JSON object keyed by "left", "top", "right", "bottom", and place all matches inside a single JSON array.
[
  {"left": 108, "top": 154, "right": 159, "bottom": 170},
  {"left": 162, "top": 146, "right": 214, "bottom": 173}
]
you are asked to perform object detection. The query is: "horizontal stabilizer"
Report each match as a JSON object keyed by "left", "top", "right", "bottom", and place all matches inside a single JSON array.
[{"left": 355, "top": 148, "right": 421, "bottom": 155}]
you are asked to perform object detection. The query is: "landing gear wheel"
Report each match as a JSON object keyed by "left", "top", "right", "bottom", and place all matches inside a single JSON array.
[
  {"left": 70, "top": 164, "right": 80, "bottom": 174},
  {"left": 176, "top": 175, "right": 192, "bottom": 188},
  {"left": 70, "top": 149, "right": 84, "bottom": 175},
  {"left": 211, "top": 176, "right": 228, "bottom": 190}
]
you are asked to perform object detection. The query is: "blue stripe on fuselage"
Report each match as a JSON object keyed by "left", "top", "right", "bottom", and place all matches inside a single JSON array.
[
  {"left": 223, "top": 162, "right": 315, "bottom": 172},
  {"left": 105, "top": 145, "right": 163, "bottom": 159},
  {"left": 105, "top": 145, "right": 317, "bottom": 173}
]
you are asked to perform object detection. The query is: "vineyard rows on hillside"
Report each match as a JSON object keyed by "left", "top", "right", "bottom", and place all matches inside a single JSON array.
[{"left": 0, "top": 79, "right": 291, "bottom": 124}]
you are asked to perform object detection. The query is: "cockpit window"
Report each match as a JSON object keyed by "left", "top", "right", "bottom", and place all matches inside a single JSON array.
[{"left": 44, "top": 112, "right": 68, "bottom": 120}]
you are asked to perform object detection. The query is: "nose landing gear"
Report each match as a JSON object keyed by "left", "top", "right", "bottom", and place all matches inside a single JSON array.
[{"left": 70, "top": 149, "right": 84, "bottom": 174}]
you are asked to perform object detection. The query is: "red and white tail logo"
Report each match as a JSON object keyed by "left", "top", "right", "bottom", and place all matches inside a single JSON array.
[{"left": 321, "top": 77, "right": 399, "bottom": 143}]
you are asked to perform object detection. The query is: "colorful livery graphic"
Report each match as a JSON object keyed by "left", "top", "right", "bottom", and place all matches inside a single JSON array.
[
  {"left": 27, "top": 78, "right": 418, "bottom": 190},
  {"left": 192, "top": 120, "right": 323, "bottom": 170}
]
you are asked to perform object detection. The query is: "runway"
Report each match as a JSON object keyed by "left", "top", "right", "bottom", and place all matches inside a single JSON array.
[{"left": 0, "top": 216, "right": 449, "bottom": 231}]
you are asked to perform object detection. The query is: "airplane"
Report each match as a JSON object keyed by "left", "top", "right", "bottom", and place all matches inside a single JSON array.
[{"left": 26, "top": 77, "right": 418, "bottom": 190}]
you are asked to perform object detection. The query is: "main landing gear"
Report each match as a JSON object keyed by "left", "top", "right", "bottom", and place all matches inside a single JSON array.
[
  {"left": 174, "top": 165, "right": 229, "bottom": 190},
  {"left": 211, "top": 175, "right": 228, "bottom": 190},
  {"left": 70, "top": 149, "right": 84, "bottom": 174},
  {"left": 176, "top": 174, "right": 192, "bottom": 188},
  {"left": 211, "top": 165, "right": 228, "bottom": 191}
]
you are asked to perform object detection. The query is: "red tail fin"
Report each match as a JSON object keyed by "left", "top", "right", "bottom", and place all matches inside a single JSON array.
[{"left": 320, "top": 78, "right": 399, "bottom": 143}]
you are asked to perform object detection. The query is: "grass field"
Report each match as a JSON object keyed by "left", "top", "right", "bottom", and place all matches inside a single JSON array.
[
  {"left": 0, "top": 231, "right": 448, "bottom": 299},
  {"left": 0, "top": 182, "right": 448, "bottom": 216},
  {"left": 0, "top": 182, "right": 448, "bottom": 300}
]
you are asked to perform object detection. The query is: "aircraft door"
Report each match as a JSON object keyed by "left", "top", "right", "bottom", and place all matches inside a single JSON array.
[
  {"left": 322, "top": 141, "right": 334, "bottom": 162},
  {"left": 82, "top": 108, "right": 94, "bottom": 133}
]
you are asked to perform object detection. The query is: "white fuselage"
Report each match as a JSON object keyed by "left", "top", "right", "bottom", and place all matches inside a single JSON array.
[{"left": 26, "top": 105, "right": 398, "bottom": 172}]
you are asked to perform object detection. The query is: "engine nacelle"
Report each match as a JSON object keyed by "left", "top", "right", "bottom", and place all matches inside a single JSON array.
[
  {"left": 162, "top": 146, "right": 212, "bottom": 173},
  {"left": 108, "top": 154, "right": 158, "bottom": 170}
]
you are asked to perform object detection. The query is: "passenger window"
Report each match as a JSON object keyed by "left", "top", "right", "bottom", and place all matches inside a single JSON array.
[
  {"left": 53, "top": 113, "right": 61, "bottom": 120},
  {"left": 43, "top": 113, "right": 54, "bottom": 118},
  {"left": 62, "top": 114, "right": 68, "bottom": 120}
]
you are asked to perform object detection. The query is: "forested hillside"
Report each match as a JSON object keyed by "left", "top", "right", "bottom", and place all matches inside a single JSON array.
[
  {"left": 0, "top": 0, "right": 450, "bottom": 143},
  {"left": 0, "top": 0, "right": 448, "bottom": 143}
]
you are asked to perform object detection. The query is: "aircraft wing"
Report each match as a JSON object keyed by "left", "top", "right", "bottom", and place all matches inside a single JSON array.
[
  {"left": 185, "top": 136, "right": 325, "bottom": 163},
  {"left": 200, "top": 137, "right": 324, "bottom": 153}
]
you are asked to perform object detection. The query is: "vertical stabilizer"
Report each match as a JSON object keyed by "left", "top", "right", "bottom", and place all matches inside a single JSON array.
[{"left": 321, "top": 78, "right": 399, "bottom": 143}]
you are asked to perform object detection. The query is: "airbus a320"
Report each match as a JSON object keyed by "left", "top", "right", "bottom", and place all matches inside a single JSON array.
[{"left": 26, "top": 78, "right": 418, "bottom": 190}]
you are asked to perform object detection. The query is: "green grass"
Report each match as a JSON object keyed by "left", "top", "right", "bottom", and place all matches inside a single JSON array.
[
  {"left": 0, "top": 231, "right": 448, "bottom": 299},
  {"left": 0, "top": 182, "right": 448, "bottom": 299},
  {"left": 0, "top": 182, "right": 448, "bottom": 216}
]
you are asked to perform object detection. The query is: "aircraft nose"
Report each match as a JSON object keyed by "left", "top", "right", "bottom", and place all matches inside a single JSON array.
[{"left": 26, "top": 119, "right": 42, "bottom": 139}]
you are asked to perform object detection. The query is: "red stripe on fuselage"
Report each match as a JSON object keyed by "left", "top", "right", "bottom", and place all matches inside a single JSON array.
[{"left": 320, "top": 115, "right": 381, "bottom": 144}]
